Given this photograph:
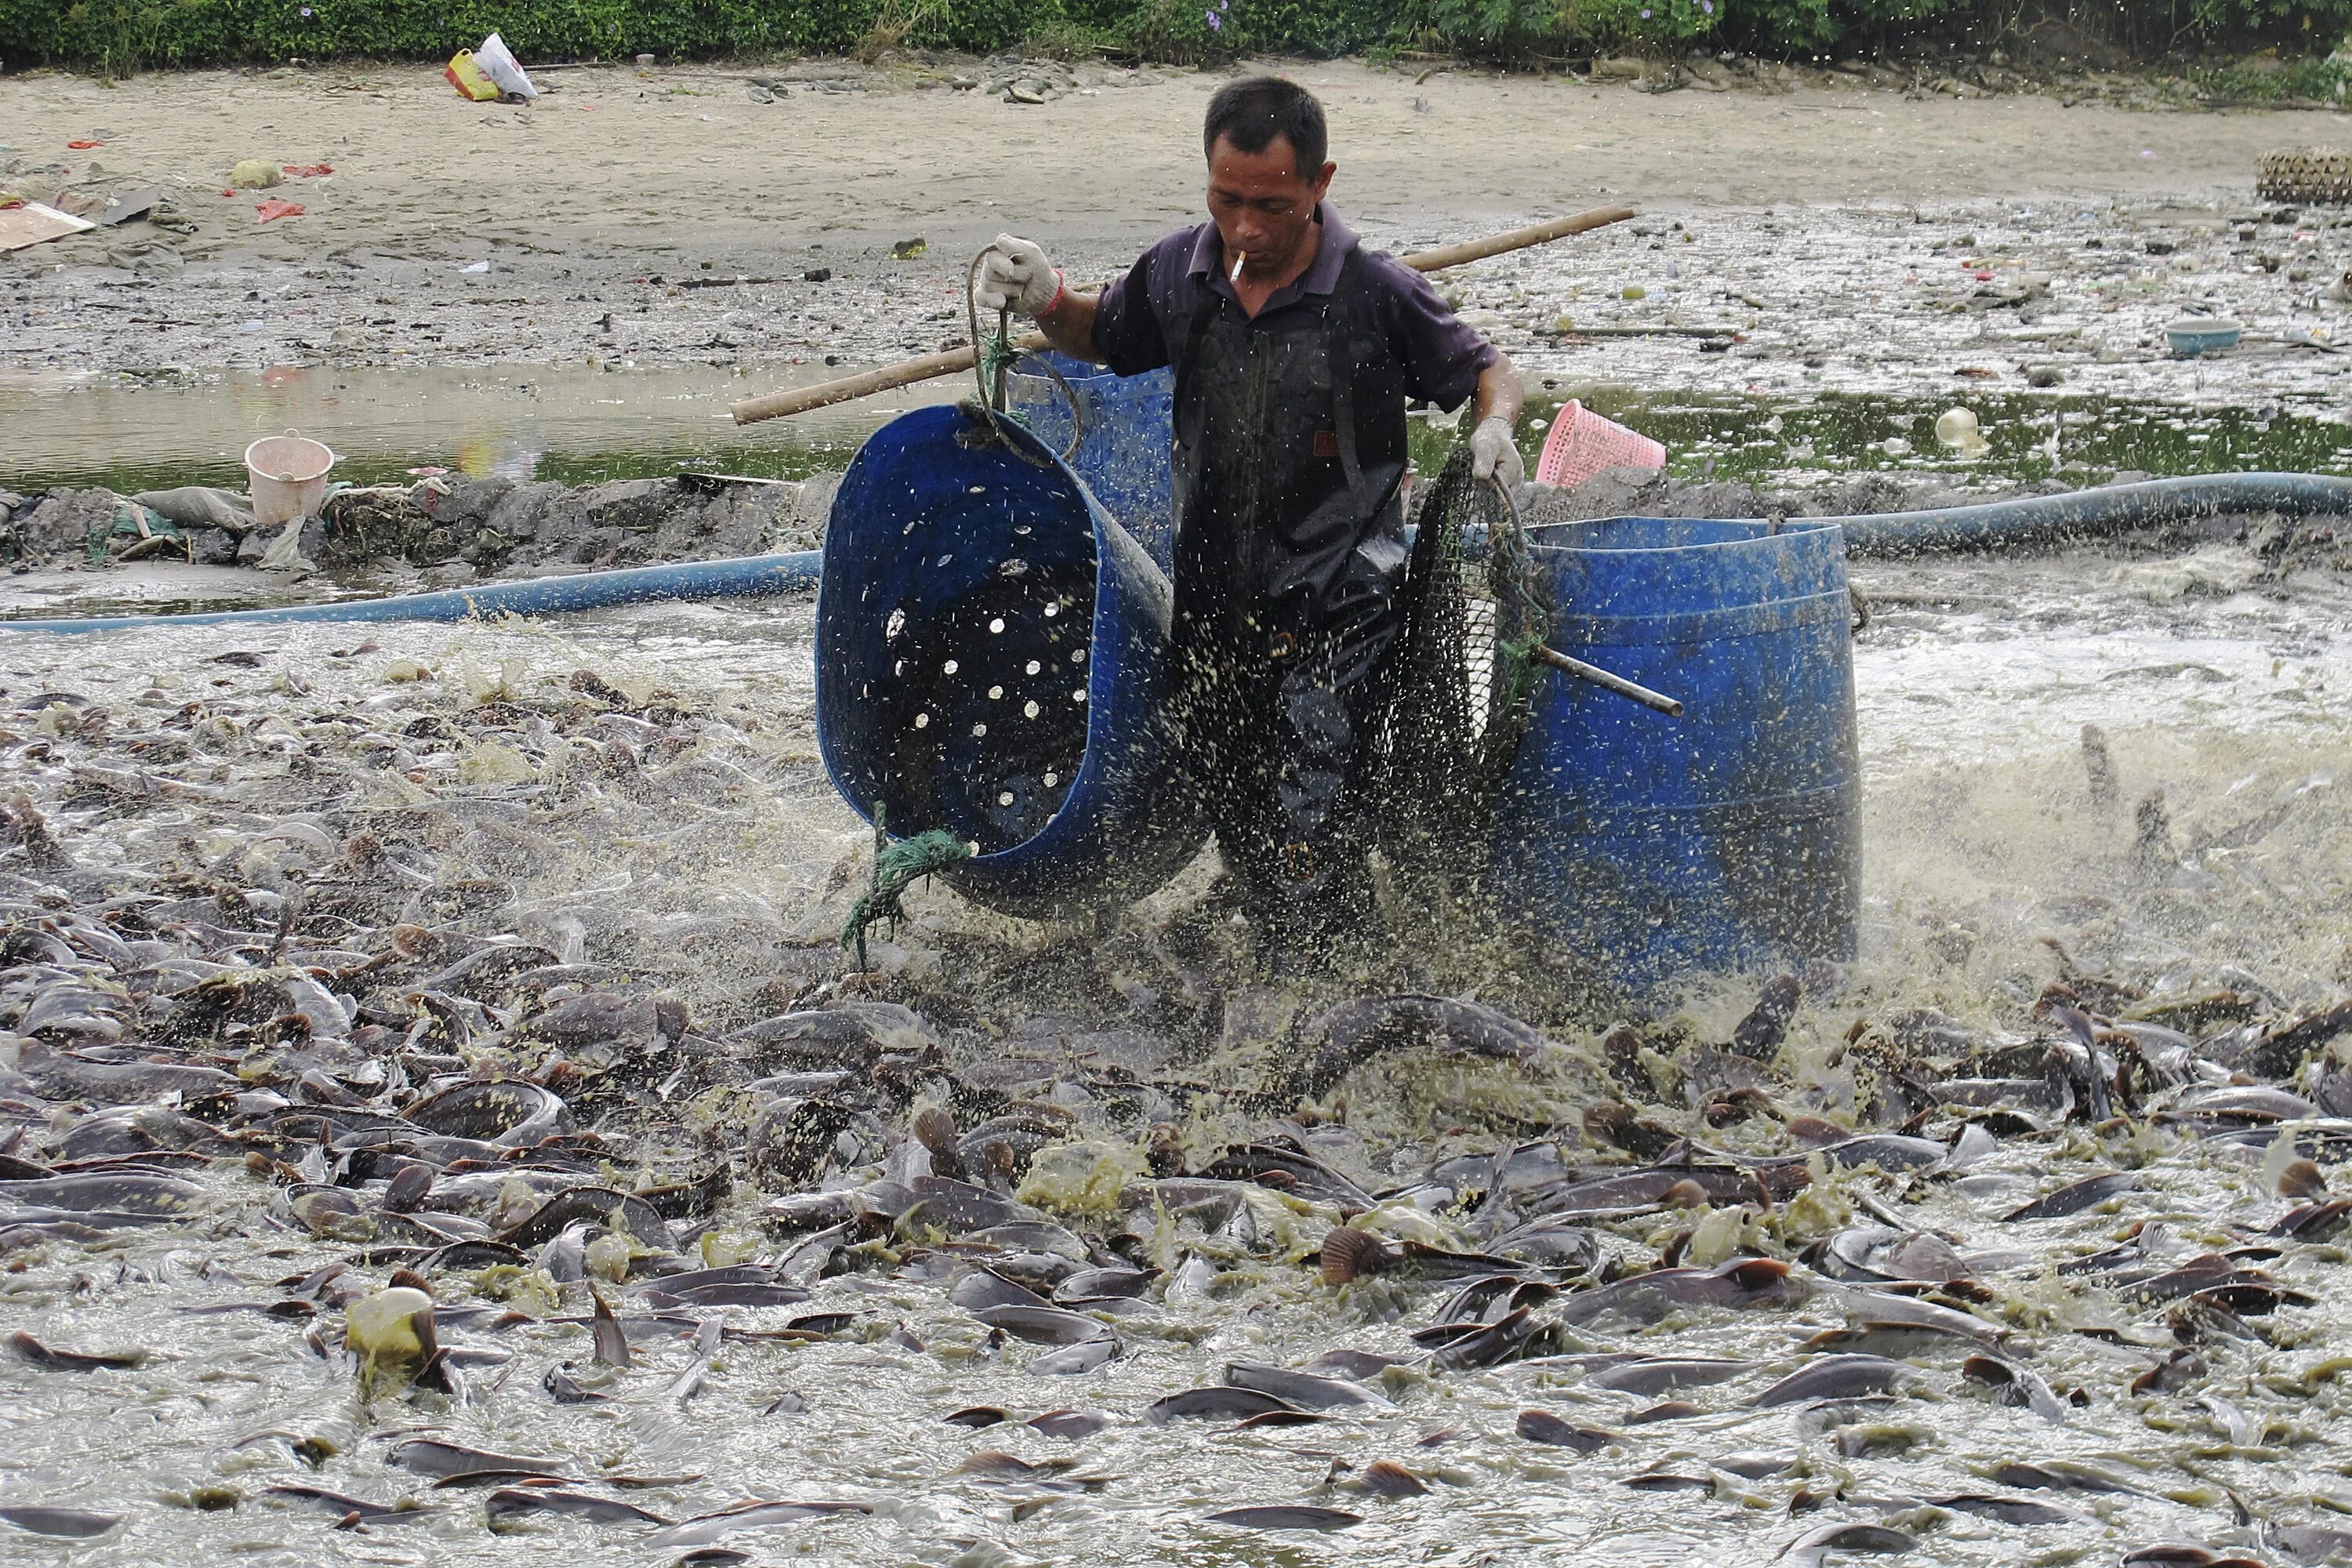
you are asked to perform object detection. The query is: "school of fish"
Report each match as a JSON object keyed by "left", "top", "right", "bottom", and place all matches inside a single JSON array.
[{"left": 2, "top": 601, "right": 2350, "bottom": 1568}]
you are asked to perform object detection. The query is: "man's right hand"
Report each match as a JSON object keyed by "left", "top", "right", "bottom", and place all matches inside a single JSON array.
[{"left": 974, "top": 234, "right": 1062, "bottom": 318}]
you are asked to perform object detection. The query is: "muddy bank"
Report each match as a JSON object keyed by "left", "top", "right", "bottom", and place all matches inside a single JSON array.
[
  {"left": 6, "top": 56, "right": 2351, "bottom": 397},
  {"left": 2, "top": 470, "right": 835, "bottom": 588},
  {"left": 10, "top": 460, "right": 2351, "bottom": 616},
  {"left": 9, "top": 194, "right": 2352, "bottom": 430}
]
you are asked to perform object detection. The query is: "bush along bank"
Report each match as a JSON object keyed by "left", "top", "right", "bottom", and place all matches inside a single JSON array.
[{"left": 3, "top": 0, "right": 2350, "bottom": 76}]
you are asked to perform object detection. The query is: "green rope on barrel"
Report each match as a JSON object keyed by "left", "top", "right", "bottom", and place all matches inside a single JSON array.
[
  {"left": 959, "top": 244, "right": 1084, "bottom": 467},
  {"left": 975, "top": 328, "right": 1025, "bottom": 395},
  {"left": 840, "top": 811, "right": 973, "bottom": 968}
]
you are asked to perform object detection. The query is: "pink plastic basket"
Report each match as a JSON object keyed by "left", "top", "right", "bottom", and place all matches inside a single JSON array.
[{"left": 1535, "top": 400, "right": 1668, "bottom": 488}]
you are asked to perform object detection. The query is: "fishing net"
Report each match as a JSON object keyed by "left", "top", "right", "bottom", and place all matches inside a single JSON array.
[{"left": 1368, "top": 447, "right": 1550, "bottom": 908}]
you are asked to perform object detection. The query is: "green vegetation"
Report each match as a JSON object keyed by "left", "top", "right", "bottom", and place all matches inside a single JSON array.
[
  {"left": 2188, "top": 51, "right": 2352, "bottom": 99},
  {"left": 0, "top": 0, "right": 2345, "bottom": 77}
]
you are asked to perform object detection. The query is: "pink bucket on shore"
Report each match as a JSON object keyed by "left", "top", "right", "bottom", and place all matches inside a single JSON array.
[
  {"left": 1535, "top": 400, "right": 1668, "bottom": 488},
  {"left": 244, "top": 433, "right": 336, "bottom": 527}
]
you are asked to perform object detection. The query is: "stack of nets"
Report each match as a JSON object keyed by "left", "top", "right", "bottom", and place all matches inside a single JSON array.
[
  {"left": 1368, "top": 447, "right": 1549, "bottom": 909},
  {"left": 2257, "top": 147, "right": 2352, "bottom": 205}
]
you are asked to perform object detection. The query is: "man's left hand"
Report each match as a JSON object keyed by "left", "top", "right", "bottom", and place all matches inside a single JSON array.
[{"left": 1469, "top": 416, "right": 1525, "bottom": 492}]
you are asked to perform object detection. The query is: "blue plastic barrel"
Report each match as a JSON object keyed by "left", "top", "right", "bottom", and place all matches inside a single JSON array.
[
  {"left": 1491, "top": 517, "right": 1860, "bottom": 987},
  {"left": 1005, "top": 353, "right": 1175, "bottom": 572},
  {"left": 816, "top": 404, "right": 1205, "bottom": 919}
]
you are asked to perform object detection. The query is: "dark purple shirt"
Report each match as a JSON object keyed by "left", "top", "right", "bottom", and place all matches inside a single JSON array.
[{"left": 1091, "top": 205, "right": 1497, "bottom": 410}]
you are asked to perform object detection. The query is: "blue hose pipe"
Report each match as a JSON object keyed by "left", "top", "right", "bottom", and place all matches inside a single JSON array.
[
  {"left": 0, "top": 550, "right": 825, "bottom": 634},
  {"left": 1828, "top": 471, "right": 2352, "bottom": 558},
  {"left": 1, "top": 470, "right": 2340, "bottom": 634}
]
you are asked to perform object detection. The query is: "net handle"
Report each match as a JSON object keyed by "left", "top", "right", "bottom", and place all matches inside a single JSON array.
[{"left": 964, "top": 245, "right": 1085, "bottom": 464}]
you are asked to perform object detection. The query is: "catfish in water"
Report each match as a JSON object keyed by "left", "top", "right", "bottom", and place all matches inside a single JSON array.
[
  {"left": 1206, "top": 1506, "right": 1361, "bottom": 1531},
  {"left": 1147, "top": 1387, "right": 1300, "bottom": 1423},
  {"left": 1225, "top": 1361, "right": 1390, "bottom": 1412},
  {"left": 1751, "top": 1354, "right": 1914, "bottom": 1408},
  {"left": 0, "top": 1505, "right": 122, "bottom": 1537},
  {"left": 7, "top": 1330, "right": 143, "bottom": 1370},
  {"left": 1730, "top": 975, "right": 1802, "bottom": 1062},
  {"left": 1515, "top": 1410, "right": 1614, "bottom": 1450},
  {"left": 1262, "top": 994, "right": 1549, "bottom": 1106},
  {"left": 2003, "top": 1171, "right": 2133, "bottom": 1221},
  {"left": 484, "top": 1488, "right": 668, "bottom": 1529}
]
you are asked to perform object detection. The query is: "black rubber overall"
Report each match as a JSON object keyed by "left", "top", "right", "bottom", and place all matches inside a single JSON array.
[{"left": 1160, "top": 244, "right": 1414, "bottom": 946}]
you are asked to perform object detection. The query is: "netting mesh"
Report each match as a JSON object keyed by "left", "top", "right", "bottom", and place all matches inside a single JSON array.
[{"left": 1370, "top": 447, "right": 1550, "bottom": 908}]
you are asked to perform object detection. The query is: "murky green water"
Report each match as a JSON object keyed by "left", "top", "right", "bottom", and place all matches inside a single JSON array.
[
  {"left": 0, "top": 361, "right": 942, "bottom": 495},
  {"left": 1544, "top": 387, "right": 2352, "bottom": 487},
  {"left": 8, "top": 360, "right": 2351, "bottom": 497}
]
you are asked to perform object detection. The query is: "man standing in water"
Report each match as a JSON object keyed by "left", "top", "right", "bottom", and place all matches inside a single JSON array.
[{"left": 975, "top": 75, "right": 1523, "bottom": 961}]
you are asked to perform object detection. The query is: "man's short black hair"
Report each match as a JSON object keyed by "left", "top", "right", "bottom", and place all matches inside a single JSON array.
[{"left": 1203, "top": 75, "right": 1327, "bottom": 177}]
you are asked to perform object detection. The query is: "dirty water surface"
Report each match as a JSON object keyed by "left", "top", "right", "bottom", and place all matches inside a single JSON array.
[
  {"left": 0, "top": 517, "right": 2348, "bottom": 1566},
  {"left": 11, "top": 365, "right": 2352, "bottom": 514},
  {"left": 0, "top": 360, "right": 938, "bottom": 497}
]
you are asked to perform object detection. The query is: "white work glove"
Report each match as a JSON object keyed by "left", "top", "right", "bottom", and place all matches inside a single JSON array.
[
  {"left": 973, "top": 233, "right": 1062, "bottom": 318},
  {"left": 1468, "top": 415, "right": 1526, "bottom": 492}
]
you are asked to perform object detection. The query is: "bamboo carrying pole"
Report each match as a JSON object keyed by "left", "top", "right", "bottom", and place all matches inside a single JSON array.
[{"left": 728, "top": 203, "right": 1639, "bottom": 427}]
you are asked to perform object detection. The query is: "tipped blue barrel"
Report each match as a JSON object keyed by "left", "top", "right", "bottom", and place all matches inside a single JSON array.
[
  {"left": 1492, "top": 516, "right": 1860, "bottom": 987},
  {"left": 1005, "top": 353, "right": 1175, "bottom": 572},
  {"left": 816, "top": 404, "right": 1205, "bottom": 919}
]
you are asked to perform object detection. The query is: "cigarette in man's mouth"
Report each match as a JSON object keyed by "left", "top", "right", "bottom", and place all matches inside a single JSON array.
[{"left": 1229, "top": 251, "right": 1246, "bottom": 283}]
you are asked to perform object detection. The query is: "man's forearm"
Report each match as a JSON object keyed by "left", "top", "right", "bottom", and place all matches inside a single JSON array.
[
  {"left": 1034, "top": 291, "right": 1104, "bottom": 363},
  {"left": 1472, "top": 353, "right": 1523, "bottom": 426}
]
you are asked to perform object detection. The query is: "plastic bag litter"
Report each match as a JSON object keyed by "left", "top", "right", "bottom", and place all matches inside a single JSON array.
[
  {"left": 132, "top": 487, "right": 259, "bottom": 534},
  {"left": 256, "top": 520, "right": 314, "bottom": 574},
  {"left": 1934, "top": 407, "right": 1989, "bottom": 453},
  {"left": 85, "top": 500, "right": 181, "bottom": 564},
  {"left": 474, "top": 34, "right": 539, "bottom": 100}
]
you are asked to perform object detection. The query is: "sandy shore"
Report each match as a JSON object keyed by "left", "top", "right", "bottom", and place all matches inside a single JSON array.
[
  {"left": 4, "top": 56, "right": 2348, "bottom": 381},
  {"left": 3, "top": 55, "right": 2333, "bottom": 254}
]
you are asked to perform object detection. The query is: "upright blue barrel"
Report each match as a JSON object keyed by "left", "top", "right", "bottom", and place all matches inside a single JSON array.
[
  {"left": 816, "top": 404, "right": 1205, "bottom": 919},
  {"left": 1006, "top": 353, "right": 1175, "bottom": 572},
  {"left": 1491, "top": 517, "right": 1860, "bottom": 987}
]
